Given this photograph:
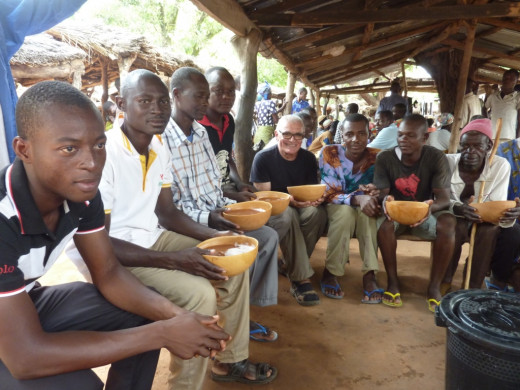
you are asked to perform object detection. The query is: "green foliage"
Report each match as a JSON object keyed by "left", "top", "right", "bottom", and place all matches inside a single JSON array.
[
  {"left": 257, "top": 56, "right": 288, "bottom": 89},
  {"left": 176, "top": 12, "right": 223, "bottom": 56}
]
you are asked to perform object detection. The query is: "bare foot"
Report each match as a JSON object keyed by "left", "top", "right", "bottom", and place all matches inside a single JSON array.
[
  {"left": 361, "top": 270, "right": 383, "bottom": 303},
  {"left": 320, "top": 268, "right": 344, "bottom": 298}
]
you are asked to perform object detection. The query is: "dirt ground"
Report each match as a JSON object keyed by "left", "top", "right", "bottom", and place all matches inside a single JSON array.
[{"left": 39, "top": 237, "right": 468, "bottom": 390}]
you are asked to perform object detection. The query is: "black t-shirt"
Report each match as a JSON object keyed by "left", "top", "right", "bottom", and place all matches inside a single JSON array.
[
  {"left": 250, "top": 145, "right": 319, "bottom": 193},
  {"left": 373, "top": 145, "right": 450, "bottom": 201},
  {"left": 199, "top": 114, "right": 235, "bottom": 185}
]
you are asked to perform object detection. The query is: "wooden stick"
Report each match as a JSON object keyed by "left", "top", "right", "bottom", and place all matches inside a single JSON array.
[{"left": 464, "top": 117, "right": 502, "bottom": 289}]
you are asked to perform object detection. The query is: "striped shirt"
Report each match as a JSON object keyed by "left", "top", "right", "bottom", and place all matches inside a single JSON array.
[
  {"left": 163, "top": 118, "right": 234, "bottom": 225},
  {"left": 0, "top": 159, "right": 104, "bottom": 297}
]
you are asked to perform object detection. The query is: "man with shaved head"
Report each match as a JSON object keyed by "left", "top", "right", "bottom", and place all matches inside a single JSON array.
[{"left": 374, "top": 114, "right": 456, "bottom": 312}]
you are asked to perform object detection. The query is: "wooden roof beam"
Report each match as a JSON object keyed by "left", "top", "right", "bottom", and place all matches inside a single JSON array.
[
  {"left": 443, "top": 39, "right": 520, "bottom": 63},
  {"left": 307, "top": 44, "right": 415, "bottom": 82},
  {"left": 252, "top": 3, "right": 520, "bottom": 27},
  {"left": 295, "top": 21, "right": 448, "bottom": 70},
  {"left": 280, "top": 24, "right": 365, "bottom": 52},
  {"left": 320, "top": 80, "right": 435, "bottom": 94}
]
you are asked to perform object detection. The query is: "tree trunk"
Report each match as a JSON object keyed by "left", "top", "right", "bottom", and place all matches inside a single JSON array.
[
  {"left": 415, "top": 50, "right": 481, "bottom": 114},
  {"left": 231, "top": 29, "right": 262, "bottom": 182},
  {"left": 284, "top": 73, "right": 296, "bottom": 115}
]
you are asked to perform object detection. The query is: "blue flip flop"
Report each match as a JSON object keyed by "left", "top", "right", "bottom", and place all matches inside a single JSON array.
[
  {"left": 361, "top": 288, "right": 384, "bottom": 304},
  {"left": 484, "top": 277, "right": 508, "bottom": 292},
  {"left": 320, "top": 280, "right": 344, "bottom": 299},
  {"left": 250, "top": 321, "right": 278, "bottom": 342}
]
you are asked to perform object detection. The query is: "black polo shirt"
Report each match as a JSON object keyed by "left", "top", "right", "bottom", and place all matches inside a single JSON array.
[{"left": 0, "top": 159, "right": 105, "bottom": 297}]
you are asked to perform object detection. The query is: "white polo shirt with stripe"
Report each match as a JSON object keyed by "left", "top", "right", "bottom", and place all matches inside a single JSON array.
[{"left": 100, "top": 126, "right": 173, "bottom": 249}]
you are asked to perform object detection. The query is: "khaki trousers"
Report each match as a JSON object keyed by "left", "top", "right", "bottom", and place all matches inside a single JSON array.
[
  {"left": 267, "top": 205, "right": 328, "bottom": 281},
  {"left": 326, "top": 204, "right": 379, "bottom": 276},
  {"left": 128, "top": 231, "right": 249, "bottom": 390}
]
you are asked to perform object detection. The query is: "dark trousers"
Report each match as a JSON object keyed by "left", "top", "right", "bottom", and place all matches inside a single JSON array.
[
  {"left": 0, "top": 282, "right": 159, "bottom": 390},
  {"left": 491, "top": 224, "right": 520, "bottom": 281}
]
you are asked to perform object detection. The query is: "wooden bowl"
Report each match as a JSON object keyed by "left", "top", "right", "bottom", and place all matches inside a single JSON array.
[
  {"left": 222, "top": 200, "right": 272, "bottom": 231},
  {"left": 197, "top": 236, "right": 258, "bottom": 276},
  {"left": 255, "top": 191, "right": 291, "bottom": 216},
  {"left": 386, "top": 200, "right": 429, "bottom": 225},
  {"left": 287, "top": 184, "right": 326, "bottom": 202},
  {"left": 469, "top": 200, "right": 516, "bottom": 224}
]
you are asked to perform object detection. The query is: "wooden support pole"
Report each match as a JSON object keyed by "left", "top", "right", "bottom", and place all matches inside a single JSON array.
[
  {"left": 448, "top": 20, "right": 477, "bottom": 153},
  {"left": 284, "top": 73, "right": 296, "bottom": 115},
  {"left": 314, "top": 88, "right": 321, "bottom": 115},
  {"left": 101, "top": 59, "right": 109, "bottom": 124},
  {"left": 117, "top": 53, "right": 137, "bottom": 86},
  {"left": 231, "top": 29, "right": 262, "bottom": 182},
  {"left": 401, "top": 62, "right": 408, "bottom": 98}
]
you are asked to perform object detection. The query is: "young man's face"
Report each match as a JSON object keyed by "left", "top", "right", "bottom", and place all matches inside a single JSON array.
[
  {"left": 299, "top": 90, "right": 307, "bottom": 100},
  {"left": 22, "top": 104, "right": 106, "bottom": 203},
  {"left": 174, "top": 74, "right": 210, "bottom": 121},
  {"left": 502, "top": 71, "right": 518, "bottom": 91},
  {"left": 208, "top": 72, "right": 236, "bottom": 115},
  {"left": 397, "top": 120, "right": 428, "bottom": 156},
  {"left": 119, "top": 75, "right": 171, "bottom": 136},
  {"left": 343, "top": 120, "right": 368, "bottom": 158},
  {"left": 375, "top": 113, "right": 392, "bottom": 131},
  {"left": 459, "top": 132, "right": 491, "bottom": 172}
]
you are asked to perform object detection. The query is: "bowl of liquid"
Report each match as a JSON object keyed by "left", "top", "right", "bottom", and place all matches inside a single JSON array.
[
  {"left": 222, "top": 200, "right": 272, "bottom": 230},
  {"left": 255, "top": 191, "right": 291, "bottom": 216},
  {"left": 197, "top": 235, "right": 258, "bottom": 276}
]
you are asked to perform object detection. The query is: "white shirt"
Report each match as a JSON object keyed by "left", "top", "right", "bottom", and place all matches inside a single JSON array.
[
  {"left": 447, "top": 153, "right": 513, "bottom": 227},
  {"left": 461, "top": 93, "right": 482, "bottom": 129},
  {"left": 485, "top": 90, "right": 520, "bottom": 140},
  {"left": 427, "top": 129, "right": 451, "bottom": 151},
  {"left": 0, "top": 105, "right": 9, "bottom": 169},
  {"left": 100, "top": 126, "right": 172, "bottom": 248}
]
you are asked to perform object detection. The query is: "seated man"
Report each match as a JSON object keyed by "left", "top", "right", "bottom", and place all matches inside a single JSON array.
[
  {"left": 374, "top": 114, "right": 456, "bottom": 312},
  {"left": 0, "top": 80, "right": 228, "bottom": 389},
  {"left": 70, "top": 70, "right": 275, "bottom": 388},
  {"left": 319, "top": 114, "right": 382, "bottom": 302},
  {"left": 164, "top": 68, "right": 280, "bottom": 346},
  {"left": 369, "top": 110, "right": 398, "bottom": 150},
  {"left": 251, "top": 115, "right": 328, "bottom": 306},
  {"left": 197, "top": 67, "right": 256, "bottom": 201},
  {"left": 442, "top": 119, "right": 519, "bottom": 291}
]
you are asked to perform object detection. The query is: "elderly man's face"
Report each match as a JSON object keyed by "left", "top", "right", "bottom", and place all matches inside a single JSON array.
[
  {"left": 459, "top": 131, "right": 491, "bottom": 172},
  {"left": 375, "top": 113, "right": 392, "bottom": 131},
  {"left": 276, "top": 120, "right": 304, "bottom": 160}
]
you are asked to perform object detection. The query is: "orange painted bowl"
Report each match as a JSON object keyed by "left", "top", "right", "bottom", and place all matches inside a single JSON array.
[
  {"left": 287, "top": 184, "right": 326, "bottom": 202},
  {"left": 197, "top": 235, "right": 258, "bottom": 276},
  {"left": 222, "top": 200, "right": 272, "bottom": 231},
  {"left": 469, "top": 200, "right": 516, "bottom": 225},
  {"left": 255, "top": 191, "right": 291, "bottom": 216},
  {"left": 386, "top": 200, "right": 429, "bottom": 225}
]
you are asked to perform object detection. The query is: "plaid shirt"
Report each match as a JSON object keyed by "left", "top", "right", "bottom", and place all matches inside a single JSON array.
[{"left": 163, "top": 117, "right": 235, "bottom": 225}]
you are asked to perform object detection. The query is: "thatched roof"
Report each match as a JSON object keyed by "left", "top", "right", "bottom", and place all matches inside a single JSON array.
[
  {"left": 10, "top": 22, "right": 200, "bottom": 91},
  {"left": 12, "top": 33, "right": 85, "bottom": 66},
  {"left": 10, "top": 34, "right": 86, "bottom": 86}
]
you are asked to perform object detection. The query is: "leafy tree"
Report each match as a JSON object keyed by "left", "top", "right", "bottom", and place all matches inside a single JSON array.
[{"left": 257, "top": 55, "right": 288, "bottom": 89}]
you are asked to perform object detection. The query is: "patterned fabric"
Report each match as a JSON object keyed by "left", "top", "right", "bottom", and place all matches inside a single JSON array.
[
  {"left": 319, "top": 145, "right": 377, "bottom": 205},
  {"left": 254, "top": 99, "right": 277, "bottom": 126},
  {"left": 163, "top": 117, "right": 234, "bottom": 226},
  {"left": 497, "top": 139, "right": 520, "bottom": 200},
  {"left": 291, "top": 98, "right": 310, "bottom": 114}
]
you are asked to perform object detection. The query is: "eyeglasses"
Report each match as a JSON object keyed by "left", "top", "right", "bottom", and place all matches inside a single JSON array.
[{"left": 280, "top": 132, "right": 304, "bottom": 140}]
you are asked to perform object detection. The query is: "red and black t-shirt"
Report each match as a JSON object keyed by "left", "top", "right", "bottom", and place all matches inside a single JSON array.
[{"left": 373, "top": 145, "right": 451, "bottom": 201}]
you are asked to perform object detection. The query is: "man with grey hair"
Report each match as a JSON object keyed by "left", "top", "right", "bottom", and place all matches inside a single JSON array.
[{"left": 251, "top": 115, "right": 328, "bottom": 306}]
